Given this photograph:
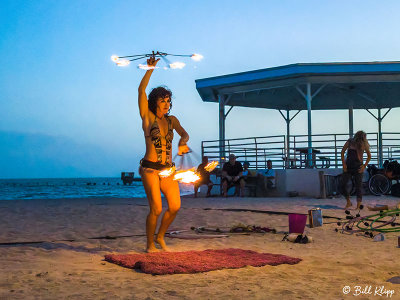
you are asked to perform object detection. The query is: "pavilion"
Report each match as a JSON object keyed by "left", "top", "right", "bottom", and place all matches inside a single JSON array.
[{"left": 195, "top": 61, "right": 400, "bottom": 168}]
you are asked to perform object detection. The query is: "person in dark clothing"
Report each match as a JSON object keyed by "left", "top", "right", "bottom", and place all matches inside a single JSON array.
[
  {"left": 384, "top": 160, "right": 400, "bottom": 179},
  {"left": 221, "top": 154, "right": 245, "bottom": 197},
  {"left": 194, "top": 156, "right": 214, "bottom": 197},
  {"left": 341, "top": 131, "right": 371, "bottom": 209}
]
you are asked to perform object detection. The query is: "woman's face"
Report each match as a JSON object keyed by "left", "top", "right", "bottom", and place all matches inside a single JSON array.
[{"left": 156, "top": 96, "right": 171, "bottom": 115}]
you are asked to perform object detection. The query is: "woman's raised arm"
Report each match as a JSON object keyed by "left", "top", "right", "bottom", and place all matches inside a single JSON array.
[{"left": 138, "top": 54, "right": 159, "bottom": 119}]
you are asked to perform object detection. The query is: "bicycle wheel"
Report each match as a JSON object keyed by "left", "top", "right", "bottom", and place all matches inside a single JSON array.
[{"left": 368, "top": 174, "right": 391, "bottom": 196}]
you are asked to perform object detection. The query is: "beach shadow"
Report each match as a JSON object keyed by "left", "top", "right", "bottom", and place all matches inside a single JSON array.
[{"left": 0, "top": 242, "right": 115, "bottom": 253}]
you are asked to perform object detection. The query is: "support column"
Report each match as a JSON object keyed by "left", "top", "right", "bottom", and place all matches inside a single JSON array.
[
  {"left": 306, "top": 83, "right": 313, "bottom": 168},
  {"left": 378, "top": 108, "right": 383, "bottom": 168},
  {"left": 218, "top": 94, "right": 225, "bottom": 163},
  {"left": 365, "top": 107, "right": 391, "bottom": 168},
  {"left": 286, "top": 110, "right": 290, "bottom": 168},
  {"left": 348, "top": 104, "right": 354, "bottom": 138},
  {"left": 279, "top": 109, "right": 301, "bottom": 169}
]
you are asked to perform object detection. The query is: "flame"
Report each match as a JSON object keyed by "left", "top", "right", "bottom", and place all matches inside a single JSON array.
[
  {"left": 159, "top": 166, "right": 176, "bottom": 178},
  {"left": 173, "top": 168, "right": 200, "bottom": 183},
  {"left": 111, "top": 55, "right": 119, "bottom": 62},
  {"left": 191, "top": 54, "right": 203, "bottom": 61},
  {"left": 204, "top": 160, "right": 219, "bottom": 172},
  {"left": 116, "top": 59, "right": 130, "bottom": 67},
  {"left": 169, "top": 62, "right": 186, "bottom": 69},
  {"left": 138, "top": 64, "right": 158, "bottom": 70}
]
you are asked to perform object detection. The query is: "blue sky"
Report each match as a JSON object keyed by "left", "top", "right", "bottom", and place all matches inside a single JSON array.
[{"left": 1, "top": 0, "right": 400, "bottom": 178}]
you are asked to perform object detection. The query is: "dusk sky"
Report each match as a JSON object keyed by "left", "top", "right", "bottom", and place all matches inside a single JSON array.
[{"left": 1, "top": 0, "right": 400, "bottom": 178}]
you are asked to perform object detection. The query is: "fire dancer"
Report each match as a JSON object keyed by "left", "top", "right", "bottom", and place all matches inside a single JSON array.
[{"left": 138, "top": 53, "right": 190, "bottom": 252}]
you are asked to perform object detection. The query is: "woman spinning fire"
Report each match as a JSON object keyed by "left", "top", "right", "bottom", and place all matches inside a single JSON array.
[{"left": 138, "top": 53, "right": 190, "bottom": 252}]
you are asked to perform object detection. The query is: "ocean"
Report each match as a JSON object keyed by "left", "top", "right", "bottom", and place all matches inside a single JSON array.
[{"left": 0, "top": 177, "right": 194, "bottom": 201}]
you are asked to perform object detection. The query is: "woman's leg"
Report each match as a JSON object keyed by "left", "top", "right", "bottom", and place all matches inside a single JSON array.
[
  {"left": 222, "top": 178, "right": 228, "bottom": 197},
  {"left": 157, "top": 175, "right": 181, "bottom": 250},
  {"left": 341, "top": 172, "right": 352, "bottom": 208},
  {"left": 140, "top": 167, "right": 163, "bottom": 252},
  {"left": 354, "top": 171, "right": 363, "bottom": 208},
  {"left": 206, "top": 182, "right": 213, "bottom": 196},
  {"left": 194, "top": 183, "right": 199, "bottom": 198}
]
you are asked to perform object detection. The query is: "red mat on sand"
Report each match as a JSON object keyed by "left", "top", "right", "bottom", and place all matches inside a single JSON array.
[{"left": 104, "top": 248, "right": 302, "bottom": 275}]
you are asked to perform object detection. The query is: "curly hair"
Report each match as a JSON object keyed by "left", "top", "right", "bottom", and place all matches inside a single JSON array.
[
  {"left": 148, "top": 86, "right": 172, "bottom": 116},
  {"left": 353, "top": 130, "right": 370, "bottom": 151}
]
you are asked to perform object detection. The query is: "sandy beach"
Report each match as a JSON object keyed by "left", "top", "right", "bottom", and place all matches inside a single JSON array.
[{"left": 0, "top": 195, "right": 399, "bottom": 299}]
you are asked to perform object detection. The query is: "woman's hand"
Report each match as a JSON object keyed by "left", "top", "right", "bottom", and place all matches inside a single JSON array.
[
  {"left": 343, "top": 164, "right": 347, "bottom": 173},
  {"left": 359, "top": 165, "right": 366, "bottom": 174},
  {"left": 147, "top": 52, "right": 160, "bottom": 68},
  {"left": 178, "top": 144, "right": 190, "bottom": 156}
]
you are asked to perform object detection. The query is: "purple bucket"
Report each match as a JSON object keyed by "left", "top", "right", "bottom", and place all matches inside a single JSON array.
[{"left": 288, "top": 214, "right": 307, "bottom": 234}]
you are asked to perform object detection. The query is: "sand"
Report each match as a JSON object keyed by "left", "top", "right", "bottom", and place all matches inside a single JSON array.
[{"left": 0, "top": 195, "right": 399, "bottom": 299}]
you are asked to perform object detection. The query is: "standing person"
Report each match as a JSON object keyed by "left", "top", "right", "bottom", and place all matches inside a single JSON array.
[
  {"left": 194, "top": 156, "right": 214, "bottom": 198},
  {"left": 341, "top": 131, "right": 371, "bottom": 209},
  {"left": 138, "top": 53, "right": 190, "bottom": 252},
  {"left": 221, "top": 154, "right": 245, "bottom": 197}
]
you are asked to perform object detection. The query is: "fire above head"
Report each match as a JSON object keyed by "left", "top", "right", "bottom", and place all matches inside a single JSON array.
[
  {"left": 111, "top": 55, "right": 119, "bottom": 62},
  {"left": 204, "top": 161, "right": 219, "bottom": 172},
  {"left": 191, "top": 54, "right": 203, "bottom": 61},
  {"left": 111, "top": 51, "right": 203, "bottom": 70},
  {"left": 138, "top": 64, "right": 158, "bottom": 70},
  {"left": 116, "top": 59, "right": 130, "bottom": 67},
  {"left": 173, "top": 169, "right": 200, "bottom": 184},
  {"left": 169, "top": 62, "right": 186, "bottom": 69}
]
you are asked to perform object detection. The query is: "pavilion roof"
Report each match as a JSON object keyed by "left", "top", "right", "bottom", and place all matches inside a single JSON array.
[{"left": 195, "top": 61, "right": 400, "bottom": 110}]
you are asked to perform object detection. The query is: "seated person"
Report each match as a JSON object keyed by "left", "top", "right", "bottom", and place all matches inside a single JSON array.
[
  {"left": 194, "top": 156, "right": 214, "bottom": 198},
  {"left": 242, "top": 161, "right": 253, "bottom": 177},
  {"left": 384, "top": 160, "right": 400, "bottom": 179},
  {"left": 257, "top": 160, "right": 276, "bottom": 189},
  {"left": 222, "top": 154, "right": 245, "bottom": 197}
]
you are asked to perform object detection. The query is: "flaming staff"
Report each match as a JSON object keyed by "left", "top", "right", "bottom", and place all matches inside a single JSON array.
[
  {"left": 111, "top": 51, "right": 203, "bottom": 69},
  {"left": 158, "top": 157, "right": 219, "bottom": 184},
  {"left": 204, "top": 161, "right": 219, "bottom": 172}
]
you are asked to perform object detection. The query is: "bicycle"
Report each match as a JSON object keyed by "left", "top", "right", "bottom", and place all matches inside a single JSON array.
[{"left": 367, "top": 163, "right": 400, "bottom": 196}]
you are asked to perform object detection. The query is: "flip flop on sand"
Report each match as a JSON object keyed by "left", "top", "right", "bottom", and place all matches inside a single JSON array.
[{"left": 282, "top": 233, "right": 313, "bottom": 244}]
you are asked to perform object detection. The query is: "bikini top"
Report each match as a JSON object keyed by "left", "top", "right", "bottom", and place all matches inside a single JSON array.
[{"left": 145, "top": 115, "right": 174, "bottom": 164}]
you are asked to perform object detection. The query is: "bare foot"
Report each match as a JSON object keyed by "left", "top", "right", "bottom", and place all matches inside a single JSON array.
[
  {"left": 344, "top": 202, "right": 353, "bottom": 209},
  {"left": 356, "top": 203, "right": 362, "bottom": 210},
  {"left": 156, "top": 237, "right": 170, "bottom": 252},
  {"left": 146, "top": 244, "right": 160, "bottom": 253}
]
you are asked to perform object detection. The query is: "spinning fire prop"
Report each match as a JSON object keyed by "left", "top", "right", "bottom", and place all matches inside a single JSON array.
[
  {"left": 111, "top": 51, "right": 203, "bottom": 69},
  {"left": 158, "top": 153, "right": 218, "bottom": 184}
]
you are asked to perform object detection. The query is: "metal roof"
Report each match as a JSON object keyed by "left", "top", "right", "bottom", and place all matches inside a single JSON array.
[{"left": 195, "top": 61, "right": 400, "bottom": 110}]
